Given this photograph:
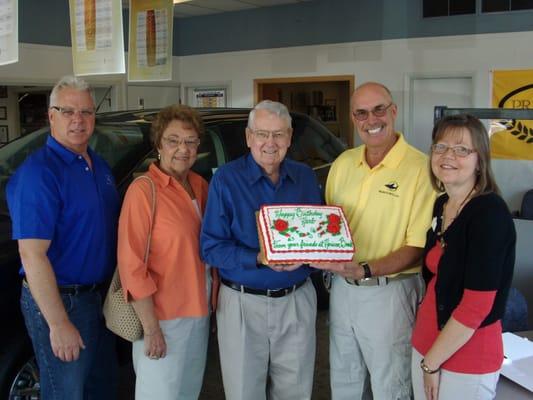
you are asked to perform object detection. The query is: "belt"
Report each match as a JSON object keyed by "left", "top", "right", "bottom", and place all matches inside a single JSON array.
[
  {"left": 23, "top": 278, "right": 106, "bottom": 295},
  {"left": 345, "top": 273, "right": 418, "bottom": 287},
  {"left": 221, "top": 278, "right": 307, "bottom": 298}
]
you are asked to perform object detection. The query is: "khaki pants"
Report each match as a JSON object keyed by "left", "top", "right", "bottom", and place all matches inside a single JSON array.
[
  {"left": 132, "top": 316, "right": 210, "bottom": 400},
  {"left": 329, "top": 273, "right": 424, "bottom": 400},
  {"left": 411, "top": 349, "right": 499, "bottom": 400},
  {"left": 217, "top": 279, "right": 317, "bottom": 400}
]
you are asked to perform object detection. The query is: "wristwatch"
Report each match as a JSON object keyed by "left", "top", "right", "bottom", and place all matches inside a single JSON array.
[
  {"left": 420, "top": 359, "right": 440, "bottom": 374},
  {"left": 360, "top": 262, "right": 372, "bottom": 279}
]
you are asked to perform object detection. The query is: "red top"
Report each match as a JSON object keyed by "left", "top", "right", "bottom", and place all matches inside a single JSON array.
[{"left": 412, "top": 241, "right": 503, "bottom": 373}]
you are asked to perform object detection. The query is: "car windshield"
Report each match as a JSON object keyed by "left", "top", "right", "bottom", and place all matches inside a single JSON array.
[
  {"left": 206, "top": 113, "right": 345, "bottom": 168},
  {"left": 0, "top": 124, "right": 150, "bottom": 216}
]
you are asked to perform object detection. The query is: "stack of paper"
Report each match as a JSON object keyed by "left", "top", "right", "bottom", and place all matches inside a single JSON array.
[{"left": 501, "top": 332, "right": 533, "bottom": 392}]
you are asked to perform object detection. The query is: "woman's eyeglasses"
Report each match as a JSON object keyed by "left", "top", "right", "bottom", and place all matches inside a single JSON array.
[{"left": 431, "top": 143, "right": 476, "bottom": 157}]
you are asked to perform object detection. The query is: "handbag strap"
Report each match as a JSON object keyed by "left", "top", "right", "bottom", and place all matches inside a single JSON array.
[{"left": 133, "top": 175, "right": 156, "bottom": 263}]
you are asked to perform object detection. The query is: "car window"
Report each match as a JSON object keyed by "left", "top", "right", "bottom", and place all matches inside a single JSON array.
[
  {"left": 90, "top": 124, "right": 150, "bottom": 184},
  {"left": 0, "top": 129, "right": 49, "bottom": 215},
  {"left": 191, "top": 128, "right": 220, "bottom": 181},
  {"left": 290, "top": 115, "right": 346, "bottom": 168},
  {"left": 208, "top": 119, "right": 249, "bottom": 162},
  {"left": 0, "top": 125, "right": 150, "bottom": 213}
]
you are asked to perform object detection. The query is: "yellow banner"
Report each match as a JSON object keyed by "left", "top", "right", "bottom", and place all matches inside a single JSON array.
[
  {"left": 491, "top": 70, "right": 533, "bottom": 160},
  {"left": 128, "top": 0, "right": 173, "bottom": 82}
]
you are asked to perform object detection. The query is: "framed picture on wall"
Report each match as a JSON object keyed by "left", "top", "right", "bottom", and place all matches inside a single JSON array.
[
  {"left": 0, "top": 106, "right": 6, "bottom": 120},
  {"left": 192, "top": 88, "right": 227, "bottom": 108},
  {"left": 0, "top": 125, "right": 8, "bottom": 143}
]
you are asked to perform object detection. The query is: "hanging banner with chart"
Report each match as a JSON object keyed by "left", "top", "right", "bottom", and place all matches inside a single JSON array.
[
  {"left": 128, "top": 0, "right": 173, "bottom": 82},
  {"left": 0, "top": 0, "right": 17, "bottom": 66},
  {"left": 69, "top": 0, "right": 125, "bottom": 76}
]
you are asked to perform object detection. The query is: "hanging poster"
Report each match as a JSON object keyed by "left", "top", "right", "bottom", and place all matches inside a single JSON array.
[
  {"left": 69, "top": 0, "right": 125, "bottom": 76},
  {"left": 491, "top": 70, "right": 533, "bottom": 160},
  {"left": 0, "top": 0, "right": 17, "bottom": 66},
  {"left": 128, "top": 0, "right": 173, "bottom": 82},
  {"left": 193, "top": 88, "right": 227, "bottom": 108}
]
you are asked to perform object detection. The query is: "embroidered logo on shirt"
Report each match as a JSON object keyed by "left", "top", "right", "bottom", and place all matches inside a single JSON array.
[
  {"left": 378, "top": 181, "right": 400, "bottom": 198},
  {"left": 384, "top": 181, "right": 399, "bottom": 191},
  {"left": 105, "top": 175, "right": 114, "bottom": 185}
]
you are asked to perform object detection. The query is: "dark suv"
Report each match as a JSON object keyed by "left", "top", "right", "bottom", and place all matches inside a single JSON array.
[{"left": 0, "top": 108, "right": 346, "bottom": 398}]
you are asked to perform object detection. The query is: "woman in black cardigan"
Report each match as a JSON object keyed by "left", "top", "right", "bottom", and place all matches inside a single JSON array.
[{"left": 411, "top": 114, "right": 516, "bottom": 400}]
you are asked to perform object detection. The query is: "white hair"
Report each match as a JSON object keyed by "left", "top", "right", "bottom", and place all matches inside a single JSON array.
[
  {"left": 248, "top": 100, "right": 292, "bottom": 129},
  {"left": 49, "top": 75, "right": 95, "bottom": 107}
]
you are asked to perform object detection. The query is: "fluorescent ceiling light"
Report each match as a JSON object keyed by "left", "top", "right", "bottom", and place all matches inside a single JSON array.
[{"left": 173, "top": 0, "right": 194, "bottom": 3}]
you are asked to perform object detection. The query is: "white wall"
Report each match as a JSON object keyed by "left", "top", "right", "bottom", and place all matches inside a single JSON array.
[{"left": 177, "top": 31, "right": 533, "bottom": 141}]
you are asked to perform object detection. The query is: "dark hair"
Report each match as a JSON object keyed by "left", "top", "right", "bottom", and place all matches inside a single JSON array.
[
  {"left": 151, "top": 104, "right": 204, "bottom": 149},
  {"left": 430, "top": 114, "right": 499, "bottom": 195}
]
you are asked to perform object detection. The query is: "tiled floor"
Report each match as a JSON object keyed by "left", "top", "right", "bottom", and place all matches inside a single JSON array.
[{"left": 119, "top": 311, "right": 331, "bottom": 399}]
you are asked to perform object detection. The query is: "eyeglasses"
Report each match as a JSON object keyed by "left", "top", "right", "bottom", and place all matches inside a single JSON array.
[
  {"left": 250, "top": 129, "right": 289, "bottom": 142},
  {"left": 431, "top": 143, "right": 476, "bottom": 157},
  {"left": 162, "top": 136, "right": 200, "bottom": 149},
  {"left": 352, "top": 103, "right": 393, "bottom": 121},
  {"left": 51, "top": 106, "right": 95, "bottom": 119}
]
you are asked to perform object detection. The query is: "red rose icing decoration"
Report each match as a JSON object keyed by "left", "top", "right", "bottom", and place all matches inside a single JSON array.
[
  {"left": 327, "top": 214, "right": 341, "bottom": 224},
  {"left": 327, "top": 223, "right": 340, "bottom": 234},
  {"left": 274, "top": 219, "right": 289, "bottom": 232}
]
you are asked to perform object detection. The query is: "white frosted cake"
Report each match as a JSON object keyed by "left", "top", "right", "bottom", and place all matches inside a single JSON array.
[{"left": 257, "top": 205, "right": 355, "bottom": 264}]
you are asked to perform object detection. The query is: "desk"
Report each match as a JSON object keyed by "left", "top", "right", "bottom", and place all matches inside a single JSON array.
[{"left": 496, "top": 331, "right": 533, "bottom": 400}]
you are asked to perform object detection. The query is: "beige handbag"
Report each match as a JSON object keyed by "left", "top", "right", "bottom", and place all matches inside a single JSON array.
[{"left": 103, "top": 175, "right": 156, "bottom": 342}]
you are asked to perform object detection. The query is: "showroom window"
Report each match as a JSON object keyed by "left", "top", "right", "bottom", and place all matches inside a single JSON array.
[
  {"left": 423, "top": 0, "right": 533, "bottom": 17},
  {"left": 482, "top": 0, "right": 533, "bottom": 12},
  {"left": 423, "top": 0, "right": 476, "bottom": 17}
]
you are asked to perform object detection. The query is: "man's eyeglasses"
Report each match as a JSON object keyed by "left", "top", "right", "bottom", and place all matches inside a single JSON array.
[
  {"left": 250, "top": 129, "right": 289, "bottom": 142},
  {"left": 162, "top": 136, "right": 200, "bottom": 149},
  {"left": 352, "top": 103, "right": 393, "bottom": 121},
  {"left": 431, "top": 143, "right": 476, "bottom": 157},
  {"left": 50, "top": 106, "right": 95, "bottom": 119}
]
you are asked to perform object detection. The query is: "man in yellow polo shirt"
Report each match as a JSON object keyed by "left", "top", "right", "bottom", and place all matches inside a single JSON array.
[{"left": 325, "top": 82, "right": 436, "bottom": 399}]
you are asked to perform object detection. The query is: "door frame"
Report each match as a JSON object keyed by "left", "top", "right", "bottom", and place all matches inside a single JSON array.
[
  {"left": 254, "top": 75, "right": 355, "bottom": 146},
  {"left": 253, "top": 75, "right": 355, "bottom": 105}
]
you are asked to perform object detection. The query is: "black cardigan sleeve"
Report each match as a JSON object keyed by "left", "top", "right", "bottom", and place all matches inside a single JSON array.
[{"left": 463, "top": 194, "right": 516, "bottom": 292}]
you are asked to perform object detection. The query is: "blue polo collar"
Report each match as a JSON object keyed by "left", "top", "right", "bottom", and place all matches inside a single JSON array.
[
  {"left": 46, "top": 135, "right": 94, "bottom": 165},
  {"left": 245, "top": 153, "right": 296, "bottom": 185}
]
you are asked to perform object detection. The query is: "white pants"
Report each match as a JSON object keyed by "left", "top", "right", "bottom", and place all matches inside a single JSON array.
[
  {"left": 329, "top": 274, "right": 425, "bottom": 400},
  {"left": 216, "top": 279, "right": 317, "bottom": 400},
  {"left": 132, "top": 316, "right": 210, "bottom": 400},
  {"left": 411, "top": 349, "right": 499, "bottom": 400}
]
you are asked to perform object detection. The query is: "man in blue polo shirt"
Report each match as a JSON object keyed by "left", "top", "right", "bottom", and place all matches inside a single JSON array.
[
  {"left": 201, "top": 100, "right": 321, "bottom": 400},
  {"left": 6, "top": 75, "right": 119, "bottom": 399}
]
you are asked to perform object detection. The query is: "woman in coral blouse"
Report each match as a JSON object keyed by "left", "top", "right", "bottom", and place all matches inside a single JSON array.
[
  {"left": 118, "top": 105, "right": 215, "bottom": 399},
  {"left": 411, "top": 114, "right": 516, "bottom": 400}
]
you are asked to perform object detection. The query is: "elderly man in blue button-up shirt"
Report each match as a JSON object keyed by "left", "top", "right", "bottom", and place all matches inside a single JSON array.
[
  {"left": 201, "top": 100, "right": 321, "bottom": 400},
  {"left": 7, "top": 75, "right": 119, "bottom": 400}
]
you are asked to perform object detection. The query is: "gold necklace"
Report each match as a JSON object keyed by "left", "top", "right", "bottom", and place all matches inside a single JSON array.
[{"left": 438, "top": 185, "right": 476, "bottom": 248}]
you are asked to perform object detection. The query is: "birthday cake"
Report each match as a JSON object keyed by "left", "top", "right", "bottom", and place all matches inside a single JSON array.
[{"left": 257, "top": 205, "right": 355, "bottom": 264}]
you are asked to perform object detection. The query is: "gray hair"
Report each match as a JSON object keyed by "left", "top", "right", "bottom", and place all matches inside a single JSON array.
[
  {"left": 248, "top": 100, "right": 292, "bottom": 129},
  {"left": 49, "top": 75, "right": 95, "bottom": 107}
]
